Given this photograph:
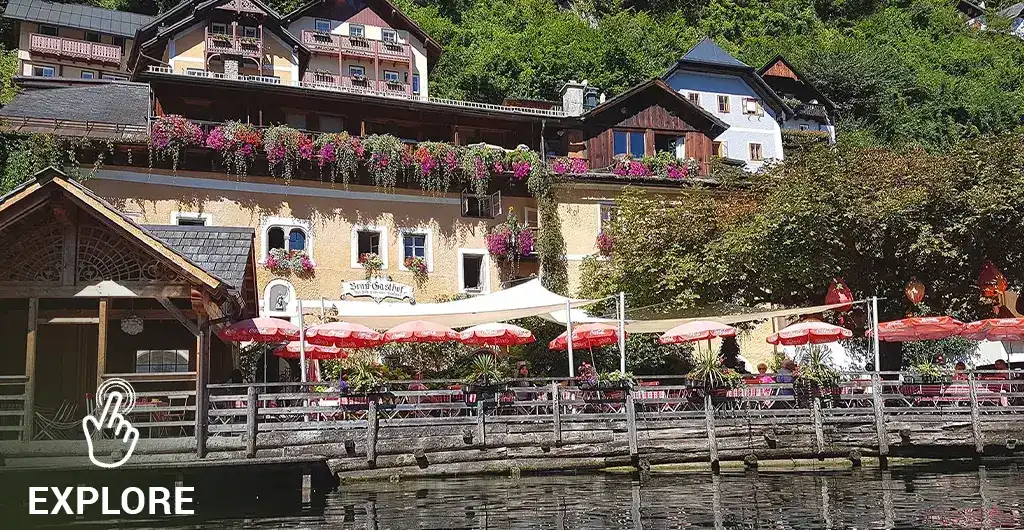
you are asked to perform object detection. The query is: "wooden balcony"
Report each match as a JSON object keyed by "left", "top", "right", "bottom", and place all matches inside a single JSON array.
[
  {"left": 29, "top": 33, "right": 121, "bottom": 65},
  {"left": 300, "top": 30, "right": 410, "bottom": 62},
  {"left": 378, "top": 79, "right": 410, "bottom": 95},
  {"left": 206, "top": 34, "right": 262, "bottom": 60},
  {"left": 377, "top": 40, "right": 411, "bottom": 61}
]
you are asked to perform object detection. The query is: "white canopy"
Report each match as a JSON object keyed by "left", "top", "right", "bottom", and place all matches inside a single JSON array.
[{"left": 329, "top": 279, "right": 597, "bottom": 330}]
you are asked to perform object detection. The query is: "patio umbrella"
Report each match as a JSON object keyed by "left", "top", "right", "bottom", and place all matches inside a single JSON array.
[
  {"left": 459, "top": 322, "right": 535, "bottom": 347},
  {"left": 218, "top": 317, "right": 300, "bottom": 342},
  {"left": 305, "top": 321, "right": 384, "bottom": 348},
  {"left": 274, "top": 342, "right": 350, "bottom": 360},
  {"left": 767, "top": 320, "right": 853, "bottom": 346},
  {"left": 868, "top": 316, "right": 965, "bottom": 342},
  {"left": 548, "top": 323, "right": 621, "bottom": 350},
  {"left": 384, "top": 320, "right": 459, "bottom": 343},
  {"left": 659, "top": 321, "right": 737, "bottom": 345},
  {"left": 960, "top": 318, "right": 1024, "bottom": 341}
]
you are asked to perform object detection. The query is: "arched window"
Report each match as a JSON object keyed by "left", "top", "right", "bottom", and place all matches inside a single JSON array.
[
  {"left": 268, "top": 227, "right": 285, "bottom": 252},
  {"left": 289, "top": 228, "right": 306, "bottom": 252},
  {"left": 135, "top": 350, "right": 190, "bottom": 373}
]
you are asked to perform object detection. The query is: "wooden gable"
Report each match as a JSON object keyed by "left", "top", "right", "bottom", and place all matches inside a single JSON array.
[
  {"left": 302, "top": 0, "right": 395, "bottom": 30},
  {"left": 607, "top": 101, "right": 699, "bottom": 133},
  {"left": 763, "top": 59, "right": 799, "bottom": 81},
  {"left": 215, "top": 0, "right": 269, "bottom": 15}
]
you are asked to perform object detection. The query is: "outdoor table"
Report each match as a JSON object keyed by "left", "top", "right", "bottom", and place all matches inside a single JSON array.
[{"left": 899, "top": 384, "right": 1002, "bottom": 406}]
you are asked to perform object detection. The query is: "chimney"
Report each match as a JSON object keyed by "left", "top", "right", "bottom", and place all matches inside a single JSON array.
[{"left": 560, "top": 80, "right": 586, "bottom": 116}]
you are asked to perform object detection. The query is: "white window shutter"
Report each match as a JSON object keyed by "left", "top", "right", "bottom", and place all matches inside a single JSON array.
[
  {"left": 461, "top": 195, "right": 470, "bottom": 217},
  {"left": 490, "top": 191, "right": 502, "bottom": 218}
]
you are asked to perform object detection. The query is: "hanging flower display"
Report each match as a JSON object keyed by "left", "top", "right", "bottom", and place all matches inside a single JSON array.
[
  {"left": 596, "top": 231, "right": 614, "bottom": 257},
  {"left": 505, "top": 148, "right": 540, "bottom": 181},
  {"left": 265, "top": 248, "right": 315, "bottom": 276},
  {"left": 404, "top": 256, "right": 429, "bottom": 286},
  {"left": 358, "top": 252, "right": 384, "bottom": 279},
  {"left": 362, "top": 134, "right": 406, "bottom": 191},
  {"left": 662, "top": 157, "right": 700, "bottom": 180},
  {"left": 315, "top": 132, "right": 363, "bottom": 186},
  {"left": 461, "top": 145, "right": 505, "bottom": 197},
  {"left": 611, "top": 153, "right": 701, "bottom": 180},
  {"left": 149, "top": 114, "right": 204, "bottom": 171},
  {"left": 613, "top": 155, "right": 653, "bottom": 177},
  {"left": 485, "top": 208, "right": 534, "bottom": 262},
  {"left": 551, "top": 157, "right": 589, "bottom": 175},
  {"left": 411, "top": 142, "right": 460, "bottom": 193},
  {"left": 205, "top": 121, "right": 261, "bottom": 176},
  {"left": 905, "top": 277, "right": 926, "bottom": 304},
  {"left": 979, "top": 261, "right": 1008, "bottom": 299},
  {"left": 263, "top": 125, "right": 313, "bottom": 182}
]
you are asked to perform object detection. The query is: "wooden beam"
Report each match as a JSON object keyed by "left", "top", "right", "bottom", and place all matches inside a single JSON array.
[
  {"left": 23, "top": 298, "right": 38, "bottom": 441},
  {"left": 96, "top": 298, "right": 109, "bottom": 386},
  {"left": 156, "top": 296, "right": 201, "bottom": 336},
  {"left": 38, "top": 317, "right": 100, "bottom": 325},
  {"left": 195, "top": 316, "right": 211, "bottom": 459},
  {"left": 0, "top": 282, "right": 193, "bottom": 298},
  {"left": 37, "top": 309, "right": 199, "bottom": 320}
]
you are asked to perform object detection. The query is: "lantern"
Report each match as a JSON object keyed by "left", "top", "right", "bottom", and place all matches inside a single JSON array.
[
  {"left": 979, "top": 261, "right": 1008, "bottom": 299},
  {"left": 905, "top": 277, "right": 925, "bottom": 305},
  {"left": 120, "top": 313, "right": 144, "bottom": 336},
  {"left": 825, "top": 277, "right": 853, "bottom": 312}
]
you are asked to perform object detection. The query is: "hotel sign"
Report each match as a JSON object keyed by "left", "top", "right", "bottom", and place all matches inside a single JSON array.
[{"left": 342, "top": 278, "right": 415, "bottom": 304}]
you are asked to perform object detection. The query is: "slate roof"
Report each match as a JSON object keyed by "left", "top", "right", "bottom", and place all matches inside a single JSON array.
[
  {"left": 0, "top": 80, "right": 150, "bottom": 126},
  {"left": 998, "top": 2, "right": 1024, "bottom": 18},
  {"left": 144, "top": 225, "right": 255, "bottom": 289},
  {"left": 3, "top": 0, "right": 154, "bottom": 38},
  {"left": 681, "top": 38, "right": 749, "bottom": 68}
]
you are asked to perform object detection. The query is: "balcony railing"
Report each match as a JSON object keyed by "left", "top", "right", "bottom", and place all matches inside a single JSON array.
[
  {"left": 29, "top": 33, "right": 122, "bottom": 65},
  {"left": 206, "top": 34, "right": 262, "bottom": 59},
  {"left": 378, "top": 79, "right": 410, "bottom": 95},
  {"left": 300, "top": 30, "right": 411, "bottom": 61}
]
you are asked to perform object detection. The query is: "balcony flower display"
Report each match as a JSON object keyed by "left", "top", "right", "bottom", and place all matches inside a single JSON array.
[
  {"left": 358, "top": 252, "right": 384, "bottom": 279},
  {"left": 613, "top": 155, "right": 653, "bottom": 177},
  {"left": 663, "top": 157, "right": 700, "bottom": 180},
  {"left": 263, "top": 125, "right": 313, "bottom": 182},
  {"left": 265, "top": 248, "right": 315, "bottom": 276},
  {"left": 485, "top": 208, "right": 533, "bottom": 262},
  {"left": 412, "top": 142, "right": 460, "bottom": 193},
  {"left": 505, "top": 148, "right": 540, "bottom": 181},
  {"left": 612, "top": 152, "right": 701, "bottom": 180},
  {"left": 205, "top": 121, "right": 261, "bottom": 176},
  {"left": 596, "top": 231, "right": 613, "bottom": 256},
  {"left": 551, "top": 157, "right": 589, "bottom": 176},
  {"left": 362, "top": 134, "right": 406, "bottom": 191},
  {"left": 150, "top": 114, "right": 204, "bottom": 171},
  {"left": 461, "top": 145, "right": 505, "bottom": 197},
  {"left": 315, "top": 132, "right": 363, "bottom": 186},
  {"left": 404, "top": 256, "right": 429, "bottom": 286}
]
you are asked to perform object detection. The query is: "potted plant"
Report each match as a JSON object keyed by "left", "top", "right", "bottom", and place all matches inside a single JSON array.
[
  {"left": 597, "top": 370, "right": 637, "bottom": 390},
  {"left": 349, "top": 359, "right": 390, "bottom": 396},
  {"left": 315, "top": 132, "right": 363, "bottom": 186},
  {"left": 265, "top": 248, "right": 315, "bottom": 276},
  {"left": 576, "top": 362, "right": 599, "bottom": 389},
  {"left": 404, "top": 256, "right": 428, "bottom": 286},
  {"left": 149, "top": 114, "right": 204, "bottom": 172},
  {"left": 358, "top": 252, "right": 383, "bottom": 279},
  {"left": 684, "top": 348, "right": 744, "bottom": 397},
  {"left": 793, "top": 344, "right": 843, "bottom": 406},
  {"left": 205, "top": 121, "right": 261, "bottom": 176},
  {"left": 908, "top": 360, "right": 952, "bottom": 384},
  {"left": 485, "top": 208, "right": 535, "bottom": 264},
  {"left": 462, "top": 354, "right": 508, "bottom": 398}
]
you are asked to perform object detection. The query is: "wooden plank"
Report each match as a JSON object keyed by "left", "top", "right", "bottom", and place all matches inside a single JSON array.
[
  {"left": 23, "top": 298, "right": 38, "bottom": 441},
  {"left": 37, "top": 317, "right": 99, "bottom": 325},
  {"left": 95, "top": 298, "right": 109, "bottom": 386},
  {"left": 195, "top": 316, "right": 211, "bottom": 458},
  {"left": 703, "top": 393, "right": 719, "bottom": 473},
  {"left": 366, "top": 398, "right": 378, "bottom": 467},
  {"left": 156, "top": 296, "right": 200, "bottom": 336},
  {"left": 246, "top": 385, "right": 258, "bottom": 458},
  {"left": 625, "top": 390, "right": 638, "bottom": 458},
  {"left": 36, "top": 309, "right": 198, "bottom": 320},
  {"left": 811, "top": 396, "right": 825, "bottom": 456},
  {"left": 871, "top": 373, "right": 889, "bottom": 459},
  {"left": 968, "top": 373, "right": 985, "bottom": 454},
  {"left": 0, "top": 282, "right": 192, "bottom": 298},
  {"left": 551, "top": 382, "right": 561, "bottom": 445},
  {"left": 476, "top": 399, "right": 486, "bottom": 449}
]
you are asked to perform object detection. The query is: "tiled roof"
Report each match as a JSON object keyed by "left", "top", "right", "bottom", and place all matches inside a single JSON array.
[
  {"left": 0, "top": 80, "right": 150, "bottom": 126},
  {"left": 144, "top": 225, "right": 255, "bottom": 289},
  {"left": 681, "top": 38, "right": 749, "bottom": 69},
  {"left": 3, "top": 0, "right": 154, "bottom": 38}
]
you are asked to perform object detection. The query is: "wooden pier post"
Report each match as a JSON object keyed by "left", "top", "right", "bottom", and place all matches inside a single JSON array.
[
  {"left": 245, "top": 385, "right": 258, "bottom": 459},
  {"left": 550, "top": 383, "right": 561, "bottom": 446},
  {"left": 366, "top": 397, "right": 378, "bottom": 468},
  {"left": 811, "top": 396, "right": 825, "bottom": 458},
  {"left": 195, "top": 317, "right": 211, "bottom": 458},
  {"left": 625, "top": 390, "right": 638, "bottom": 462},
  {"left": 871, "top": 373, "right": 889, "bottom": 468},
  {"left": 968, "top": 372, "right": 985, "bottom": 455},
  {"left": 704, "top": 393, "right": 720, "bottom": 473},
  {"left": 23, "top": 298, "right": 38, "bottom": 441},
  {"left": 476, "top": 398, "right": 486, "bottom": 449}
]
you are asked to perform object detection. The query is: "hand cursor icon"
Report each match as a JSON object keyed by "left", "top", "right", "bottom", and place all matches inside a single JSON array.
[{"left": 83, "top": 379, "right": 139, "bottom": 469}]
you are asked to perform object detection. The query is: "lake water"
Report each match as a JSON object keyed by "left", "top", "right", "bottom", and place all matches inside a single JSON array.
[{"left": 180, "top": 463, "right": 1023, "bottom": 529}]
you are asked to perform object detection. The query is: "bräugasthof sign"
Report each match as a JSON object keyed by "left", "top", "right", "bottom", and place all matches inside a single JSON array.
[{"left": 341, "top": 278, "right": 415, "bottom": 304}]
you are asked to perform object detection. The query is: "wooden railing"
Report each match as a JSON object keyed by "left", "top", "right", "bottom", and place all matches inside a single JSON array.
[
  {"left": 300, "top": 30, "right": 411, "bottom": 61},
  {"left": 29, "top": 33, "right": 122, "bottom": 65},
  {"left": 205, "top": 33, "right": 262, "bottom": 60},
  {"left": 0, "top": 376, "right": 27, "bottom": 440}
]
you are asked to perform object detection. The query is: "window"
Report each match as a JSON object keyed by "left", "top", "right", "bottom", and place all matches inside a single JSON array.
[
  {"left": 749, "top": 143, "right": 764, "bottom": 161},
  {"left": 524, "top": 207, "right": 539, "bottom": 229},
  {"left": 176, "top": 217, "right": 206, "bottom": 226},
  {"left": 743, "top": 98, "right": 762, "bottom": 116},
  {"left": 613, "top": 130, "right": 645, "bottom": 157},
  {"left": 243, "top": 26, "right": 258, "bottom": 38},
  {"left": 357, "top": 230, "right": 381, "bottom": 256},
  {"left": 599, "top": 203, "right": 618, "bottom": 231},
  {"left": 211, "top": 23, "right": 228, "bottom": 35},
  {"left": 112, "top": 36, "right": 125, "bottom": 51},
  {"left": 268, "top": 227, "right": 285, "bottom": 251},
  {"left": 85, "top": 32, "right": 101, "bottom": 43},
  {"left": 289, "top": 229, "right": 306, "bottom": 251},
  {"left": 80, "top": 70, "right": 95, "bottom": 80},
  {"left": 459, "top": 250, "right": 487, "bottom": 293},
  {"left": 381, "top": 29, "right": 397, "bottom": 42},
  {"left": 135, "top": 350, "right": 190, "bottom": 373},
  {"left": 383, "top": 70, "right": 400, "bottom": 82},
  {"left": 173, "top": 212, "right": 212, "bottom": 226},
  {"left": 349, "top": 24, "right": 365, "bottom": 38},
  {"left": 799, "top": 124, "right": 809, "bottom": 131},
  {"left": 351, "top": 226, "right": 388, "bottom": 269},
  {"left": 314, "top": 19, "right": 332, "bottom": 32},
  {"left": 32, "top": 65, "right": 55, "bottom": 77},
  {"left": 717, "top": 95, "right": 730, "bottom": 113},
  {"left": 712, "top": 141, "right": 727, "bottom": 157},
  {"left": 266, "top": 226, "right": 308, "bottom": 256},
  {"left": 101, "top": 73, "right": 127, "bottom": 81},
  {"left": 400, "top": 230, "right": 432, "bottom": 272},
  {"left": 412, "top": 73, "right": 420, "bottom": 94},
  {"left": 687, "top": 92, "right": 699, "bottom": 105},
  {"left": 39, "top": 24, "right": 58, "bottom": 36},
  {"left": 462, "top": 191, "right": 501, "bottom": 218},
  {"left": 348, "top": 65, "right": 365, "bottom": 78},
  {"left": 654, "top": 134, "right": 681, "bottom": 155}
]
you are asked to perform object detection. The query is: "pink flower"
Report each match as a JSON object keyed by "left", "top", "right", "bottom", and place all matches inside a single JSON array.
[
  {"left": 596, "top": 231, "right": 614, "bottom": 256},
  {"left": 512, "top": 160, "right": 531, "bottom": 179},
  {"left": 517, "top": 229, "right": 534, "bottom": 255}
]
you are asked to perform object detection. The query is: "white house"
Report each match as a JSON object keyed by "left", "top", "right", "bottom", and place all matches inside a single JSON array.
[{"left": 662, "top": 39, "right": 792, "bottom": 171}]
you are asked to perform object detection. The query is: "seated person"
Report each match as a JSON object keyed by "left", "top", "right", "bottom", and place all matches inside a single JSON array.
[
  {"left": 754, "top": 363, "right": 775, "bottom": 384},
  {"left": 408, "top": 371, "right": 429, "bottom": 391},
  {"left": 953, "top": 362, "right": 969, "bottom": 381}
]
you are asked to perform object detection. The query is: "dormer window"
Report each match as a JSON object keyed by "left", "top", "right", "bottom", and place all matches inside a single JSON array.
[
  {"left": 211, "top": 22, "right": 229, "bottom": 35},
  {"left": 314, "top": 19, "right": 331, "bottom": 33},
  {"left": 349, "top": 24, "right": 365, "bottom": 38}
]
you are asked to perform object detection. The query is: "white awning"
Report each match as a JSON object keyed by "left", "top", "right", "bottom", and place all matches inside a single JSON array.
[
  {"left": 542, "top": 301, "right": 862, "bottom": 333},
  {"left": 327, "top": 279, "right": 598, "bottom": 330}
]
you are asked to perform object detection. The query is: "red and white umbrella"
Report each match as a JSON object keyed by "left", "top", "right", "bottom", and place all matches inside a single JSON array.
[
  {"left": 384, "top": 320, "right": 459, "bottom": 343},
  {"left": 868, "top": 316, "right": 965, "bottom": 342},
  {"left": 960, "top": 318, "right": 1024, "bottom": 341},
  {"left": 767, "top": 320, "right": 853, "bottom": 346},
  {"left": 659, "top": 321, "right": 736, "bottom": 344},
  {"left": 459, "top": 323, "right": 535, "bottom": 346},
  {"left": 274, "top": 342, "right": 349, "bottom": 360},
  {"left": 218, "top": 317, "right": 300, "bottom": 343},
  {"left": 305, "top": 321, "right": 384, "bottom": 348},
  {"left": 549, "top": 323, "right": 622, "bottom": 351}
]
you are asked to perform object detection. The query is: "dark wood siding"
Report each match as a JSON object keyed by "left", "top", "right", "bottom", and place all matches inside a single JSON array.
[
  {"left": 763, "top": 60, "right": 799, "bottom": 81},
  {"left": 587, "top": 128, "right": 612, "bottom": 169},
  {"left": 612, "top": 103, "right": 698, "bottom": 132},
  {"left": 684, "top": 131, "right": 713, "bottom": 175}
]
